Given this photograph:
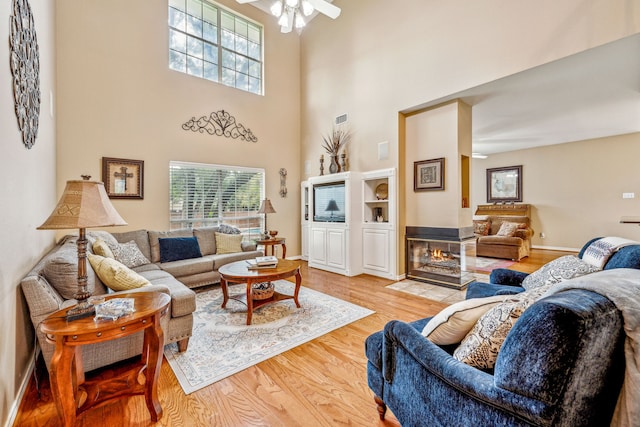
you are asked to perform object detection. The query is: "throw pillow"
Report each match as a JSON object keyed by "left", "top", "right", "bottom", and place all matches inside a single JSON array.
[
  {"left": 43, "top": 238, "right": 97, "bottom": 300},
  {"left": 88, "top": 254, "right": 151, "bottom": 291},
  {"left": 113, "top": 241, "right": 150, "bottom": 268},
  {"left": 521, "top": 255, "right": 601, "bottom": 291},
  {"left": 215, "top": 232, "right": 243, "bottom": 254},
  {"left": 496, "top": 222, "right": 518, "bottom": 237},
  {"left": 218, "top": 224, "right": 241, "bottom": 234},
  {"left": 422, "top": 295, "right": 507, "bottom": 345},
  {"left": 159, "top": 237, "right": 203, "bottom": 263},
  {"left": 453, "top": 286, "right": 548, "bottom": 369},
  {"left": 86, "top": 230, "right": 119, "bottom": 249},
  {"left": 92, "top": 238, "right": 115, "bottom": 258},
  {"left": 473, "top": 220, "right": 491, "bottom": 236}
]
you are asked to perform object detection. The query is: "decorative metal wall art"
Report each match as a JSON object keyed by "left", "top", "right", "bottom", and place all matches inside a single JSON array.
[
  {"left": 279, "top": 168, "right": 287, "bottom": 197},
  {"left": 10, "top": 0, "right": 41, "bottom": 149},
  {"left": 182, "top": 110, "right": 258, "bottom": 142}
]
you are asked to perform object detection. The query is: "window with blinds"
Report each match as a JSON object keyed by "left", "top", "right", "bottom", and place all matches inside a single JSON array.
[{"left": 169, "top": 161, "right": 265, "bottom": 239}]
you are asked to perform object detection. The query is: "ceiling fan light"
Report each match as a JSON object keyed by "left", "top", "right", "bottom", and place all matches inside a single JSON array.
[
  {"left": 270, "top": 1, "right": 283, "bottom": 17},
  {"left": 278, "top": 12, "right": 289, "bottom": 28},
  {"left": 301, "top": 0, "right": 314, "bottom": 16},
  {"left": 285, "top": 0, "right": 298, "bottom": 7},
  {"left": 295, "top": 13, "right": 306, "bottom": 28}
]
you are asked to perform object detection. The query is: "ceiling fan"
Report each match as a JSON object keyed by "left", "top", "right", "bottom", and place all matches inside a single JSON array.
[{"left": 236, "top": 0, "right": 341, "bottom": 33}]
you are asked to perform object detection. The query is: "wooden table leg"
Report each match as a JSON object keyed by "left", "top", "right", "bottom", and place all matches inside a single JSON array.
[
  {"left": 293, "top": 268, "right": 301, "bottom": 308},
  {"left": 143, "top": 311, "right": 164, "bottom": 422},
  {"left": 246, "top": 279, "right": 254, "bottom": 325},
  {"left": 221, "top": 277, "right": 229, "bottom": 308},
  {"left": 50, "top": 340, "right": 78, "bottom": 427},
  {"left": 281, "top": 243, "right": 286, "bottom": 259}
]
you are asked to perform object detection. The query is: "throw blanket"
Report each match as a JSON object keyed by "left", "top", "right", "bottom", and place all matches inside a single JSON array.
[
  {"left": 582, "top": 237, "right": 638, "bottom": 269},
  {"left": 545, "top": 269, "right": 640, "bottom": 427}
]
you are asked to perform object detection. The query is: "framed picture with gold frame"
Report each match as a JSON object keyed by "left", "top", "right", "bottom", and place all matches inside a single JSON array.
[
  {"left": 414, "top": 157, "right": 445, "bottom": 191},
  {"left": 102, "top": 157, "right": 144, "bottom": 199}
]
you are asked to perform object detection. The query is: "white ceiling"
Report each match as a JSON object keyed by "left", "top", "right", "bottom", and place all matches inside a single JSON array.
[{"left": 411, "top": 33, "right": 640, "bottom": 156}]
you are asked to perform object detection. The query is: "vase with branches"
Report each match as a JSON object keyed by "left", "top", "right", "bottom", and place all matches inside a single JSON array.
[{"left": 322, "top": 128, "right": 351, "bottom": 174}]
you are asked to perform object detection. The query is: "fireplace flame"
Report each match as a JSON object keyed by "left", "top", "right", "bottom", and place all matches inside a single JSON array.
[{"left": 432, "top": 249, "right": 444, "bottom": 260}]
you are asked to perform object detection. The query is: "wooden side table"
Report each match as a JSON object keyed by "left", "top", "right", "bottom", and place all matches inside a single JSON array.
[
  {"left": 219, "top": 259, "right": 301, "bottom": 325},
  {"left": 40, "top": 292, "right": 170, "bottom": 426},
  {"left": 255, "top": 237, "right": 286, "bottom": 258}
]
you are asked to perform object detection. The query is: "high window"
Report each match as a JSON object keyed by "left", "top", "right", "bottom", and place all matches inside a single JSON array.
[
  {"left": 169, "top": 161, "right": 265, "bottom": 240},
  {"left": 168, "top": 0, "right": 263, "bottom": 95}
]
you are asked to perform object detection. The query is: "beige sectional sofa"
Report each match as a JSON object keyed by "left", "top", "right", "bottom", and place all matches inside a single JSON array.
[{"left": 21, "top": 226, "right": 262, "bottom": 372}]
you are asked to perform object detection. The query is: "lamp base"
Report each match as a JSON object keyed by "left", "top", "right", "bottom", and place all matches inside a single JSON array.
[{"left": 66, "top": 302, "right": 96, "bottom": 321}]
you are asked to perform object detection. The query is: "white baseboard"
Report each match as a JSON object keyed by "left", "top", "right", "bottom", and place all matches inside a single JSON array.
[
  {"left": 531, "top": 245, "right": 580, "bottom": 252},
  {"left": 5, "top": 347, "right": 38, "bottom": 427}
]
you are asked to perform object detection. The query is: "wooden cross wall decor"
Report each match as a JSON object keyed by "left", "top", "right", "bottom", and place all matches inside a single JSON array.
[{"left": 114, "top": 166, "right": 134, "bottom": 191}]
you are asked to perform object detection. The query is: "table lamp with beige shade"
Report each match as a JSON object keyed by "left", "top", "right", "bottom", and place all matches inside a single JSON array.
[
  {"left": 258, "top": 198, "right": 276, "bottom": 238},
  {"left": 37, "top": 176, "right": 127, "bottom": 320}
]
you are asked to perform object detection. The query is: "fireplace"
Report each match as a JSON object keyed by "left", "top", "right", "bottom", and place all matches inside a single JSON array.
[{"left": 406, "top": 226, "right": 476, "bottom": 290}]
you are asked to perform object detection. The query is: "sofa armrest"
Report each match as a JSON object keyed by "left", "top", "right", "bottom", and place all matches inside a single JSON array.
[
  {"left": 382, "top": 320, "right": 548, "bottom": 423},
  {"left": 490, "top": 268, "right": 529, "bottom": 285},
  {"left": 241, "top": 241, "right": 257, "bottom": 251}
]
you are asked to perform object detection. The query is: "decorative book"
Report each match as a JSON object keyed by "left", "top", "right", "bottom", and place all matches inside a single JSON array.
[{"left": 94, "top": 298, "right": 136, "bottom": 321}]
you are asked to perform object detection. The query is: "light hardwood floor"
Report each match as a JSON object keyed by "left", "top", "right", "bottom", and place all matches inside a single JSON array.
[{"left": 14, "top": 249, "right": 572, "bottom": 427}]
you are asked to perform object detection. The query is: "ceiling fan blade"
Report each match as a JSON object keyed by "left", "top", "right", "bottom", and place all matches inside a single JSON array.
[
  {"left": 307, "top": 0, "right": 341, "bottom": 19},
  {"left": 236, "top": 0, "right": 258, "bottom": 4}
]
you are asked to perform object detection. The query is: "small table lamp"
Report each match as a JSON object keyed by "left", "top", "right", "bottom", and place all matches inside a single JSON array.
[
  {"left": 325, "top": 199, "right": 339, "bottom": 220},
  {"left": 38, "top": 177, "right": 127, "bottom": 320},
  {"left": 258, "top": 198, "right": 276, "bottom": 237}
]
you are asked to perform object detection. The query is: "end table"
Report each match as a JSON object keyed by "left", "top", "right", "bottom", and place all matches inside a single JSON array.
[
  {"left": 255, "top": 237, "right": 286, "bottom": 259},
  {"left": 40, "top": 292, "right": 170, "bottom": 426}
]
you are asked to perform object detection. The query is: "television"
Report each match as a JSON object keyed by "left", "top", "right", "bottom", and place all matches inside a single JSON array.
[{"left": 313, "top": 181, "right": 346, "bottom": 222}]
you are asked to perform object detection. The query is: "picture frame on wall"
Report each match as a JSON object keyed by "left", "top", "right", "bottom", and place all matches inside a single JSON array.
[
  {"left": 486, "top": 165, "right": 522, "bottom": 203},
  {"left": 414, "top": 157, "right": 445, "bottom": 191},
  {"left": 102, "top": 157, "right": 144, "bottom": 199}
]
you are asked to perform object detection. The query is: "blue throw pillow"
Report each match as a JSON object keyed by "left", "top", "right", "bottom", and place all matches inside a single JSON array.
[{"left": 159, "top": 237, "right": 202, "bottom": 263}]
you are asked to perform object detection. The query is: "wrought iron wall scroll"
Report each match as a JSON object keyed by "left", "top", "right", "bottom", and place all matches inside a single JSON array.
[
  {"left": 182, "top": 110, "right": 258, "bottom": 142},
  {"left": 10, "top": 0, "right": 41, "bottom": 149}
]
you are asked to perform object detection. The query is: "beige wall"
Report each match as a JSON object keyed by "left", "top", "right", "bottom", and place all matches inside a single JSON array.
[
  {"left": 300, "top": 0, "right": 640, "bottom": 276},
  {"left": 56, "top": 0, "right": 301, "bottom": 247},
  {"left": 471, "top": 132, "right": 640, "bottom": 251},
  {"left": 0, "top": 0, "right": 57, "bottom": 424}
]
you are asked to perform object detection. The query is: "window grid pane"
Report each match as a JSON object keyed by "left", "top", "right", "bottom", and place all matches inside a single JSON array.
[
  {"left": 169, "top": 161, "right": 264, "bottom": 241},
  {"left": 168, "top": 0, "right": 262, "bottom": 95}
]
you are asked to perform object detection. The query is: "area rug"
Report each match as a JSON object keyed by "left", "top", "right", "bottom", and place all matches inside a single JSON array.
[
  {"left": 164, "top": 280, "right": 374, "bottom": 394},
  {"left": 473, "top": 256, "right": 516, "bottom": 273}
]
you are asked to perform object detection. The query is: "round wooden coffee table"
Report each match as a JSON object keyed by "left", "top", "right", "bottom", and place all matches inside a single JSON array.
[{"left": 219, "top": 259, "right": 302, "bottom": 325}]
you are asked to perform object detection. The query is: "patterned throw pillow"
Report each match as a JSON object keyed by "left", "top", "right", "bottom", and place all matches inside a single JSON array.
[
  {"left": 215, "top": 232, "right": 243, "bottom": 254},
  {"left": 453, "top": 286, "right": 548, "bottom": 369},
  {"left": 113, "top": 240, "right": 150, "bottom": 268},
  {"left": 496, "top": 222, "right": 518, "bottom": 237},
  {"left": 92, "top": 238, "right": 114, "bottom": 258},
  {"left": 473, "top": 220, "right": 491, "bottom": 236},
  {"left": 218, "top": 224, "right": 241, "bottom": 234},
  {"left": 521, "top": 255, "right": 601, "bottom": 291},
  {"left": 88, "top": 254, "right": 151, "bottom": 291}
]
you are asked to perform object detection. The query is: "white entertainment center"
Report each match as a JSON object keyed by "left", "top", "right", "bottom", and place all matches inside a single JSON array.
[{"left": 301, "top": 168, "right": 396, "bottom": 279}]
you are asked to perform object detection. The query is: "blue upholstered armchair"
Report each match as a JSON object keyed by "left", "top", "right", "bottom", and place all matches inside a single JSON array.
[
  {"left": 365, "top": 289, "right": 625, "bottom": 426},
  {"left": 466, "top": 238, "right": 640, "bottom": 299}
]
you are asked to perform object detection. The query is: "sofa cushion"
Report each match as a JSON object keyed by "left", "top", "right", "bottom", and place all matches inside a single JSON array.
[
  {"left": 110, "top": 229, "right": 152, "bottom": 262},
  {"left": 477, "top": 235, "right": 523, "bottom": 246},
  {"left": 159, "top": 237, "right": 203, "bottom": 263},
  {"left": 215, "top": 232, "right": 243, "bottom": 254},
  {"left": 43, "top": 238, "right": 98, "bottom": 300},
  {"left": 422, "top": 294, "right": 507, "bottom": 345},
  {"left": 193, "top": 227, "right": 218, "bottom": 256},
  {"left": 92, "top": 238, "right": 114, "bottom": 258},
  {"left": 496, "top": 222, "right": 518, "bottom": 237},
  {"left": 159, "top": 256, "right": 215, "bottom": 278},
  {"left": 113, "top": 240, "right": 151, "bottom": 268},
  {"left": 137, "top": 269, "right": 196, "bottom": 317},
  {"left": 88, "top": 254, "right": 151, "bottom": 291},
  {"left": 522, "top": 255, "right": 600, "bottom": 291},
  {"left": 473, "top": 220, "right": 491, "bottom": 236},
  {"left": 148, "top": 229, "right": 194, "bottom": 263}
]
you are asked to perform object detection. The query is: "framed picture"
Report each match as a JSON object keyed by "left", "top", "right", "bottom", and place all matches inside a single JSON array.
[
  {"left": 414, "top": 157, "right": 445, "bottom": 191},
  {"left": 102, "top": 157, "right": 144, "bottom": 199},
  {"left": 486, "top": 165, "right": 522, "bottom": 203}
]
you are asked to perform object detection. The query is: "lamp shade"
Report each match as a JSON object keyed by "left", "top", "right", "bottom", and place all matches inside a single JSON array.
[
  {"left": 38, "top": 180, "right": 127, "bottom": 230},
  {"left": 258, "top": 198, "right": 276, "bottom": 214},
  {"left": 325, "top": 199, "right": 339, "bottom": 212}
]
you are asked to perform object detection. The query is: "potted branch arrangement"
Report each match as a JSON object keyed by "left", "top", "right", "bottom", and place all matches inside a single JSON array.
[{"left": 322, "top": 128, "right": 351, "bottom": 174}]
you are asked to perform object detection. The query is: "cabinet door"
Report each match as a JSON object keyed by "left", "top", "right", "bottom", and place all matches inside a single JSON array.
[
  {"left": 362, "top": 228, "right": 390, "bottom": 272},
  {"left": 301, "top": 224, "right": 309, "bottom": 260},
  {"left": 326, "top": 228, "right": 346, "bottom": 269},
  {"left": 310, "top": 228, "right": 327, "bottom": 265}
]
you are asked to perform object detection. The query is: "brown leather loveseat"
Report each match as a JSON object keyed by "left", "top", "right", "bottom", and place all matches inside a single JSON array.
[{"left": 473, "top": 204, "right": 533, "bottom": 261}]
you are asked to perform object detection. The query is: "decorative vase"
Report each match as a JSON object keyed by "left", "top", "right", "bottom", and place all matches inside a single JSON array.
[{"left": 329, "top": 154, "right": 341, "bottom": 174}]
